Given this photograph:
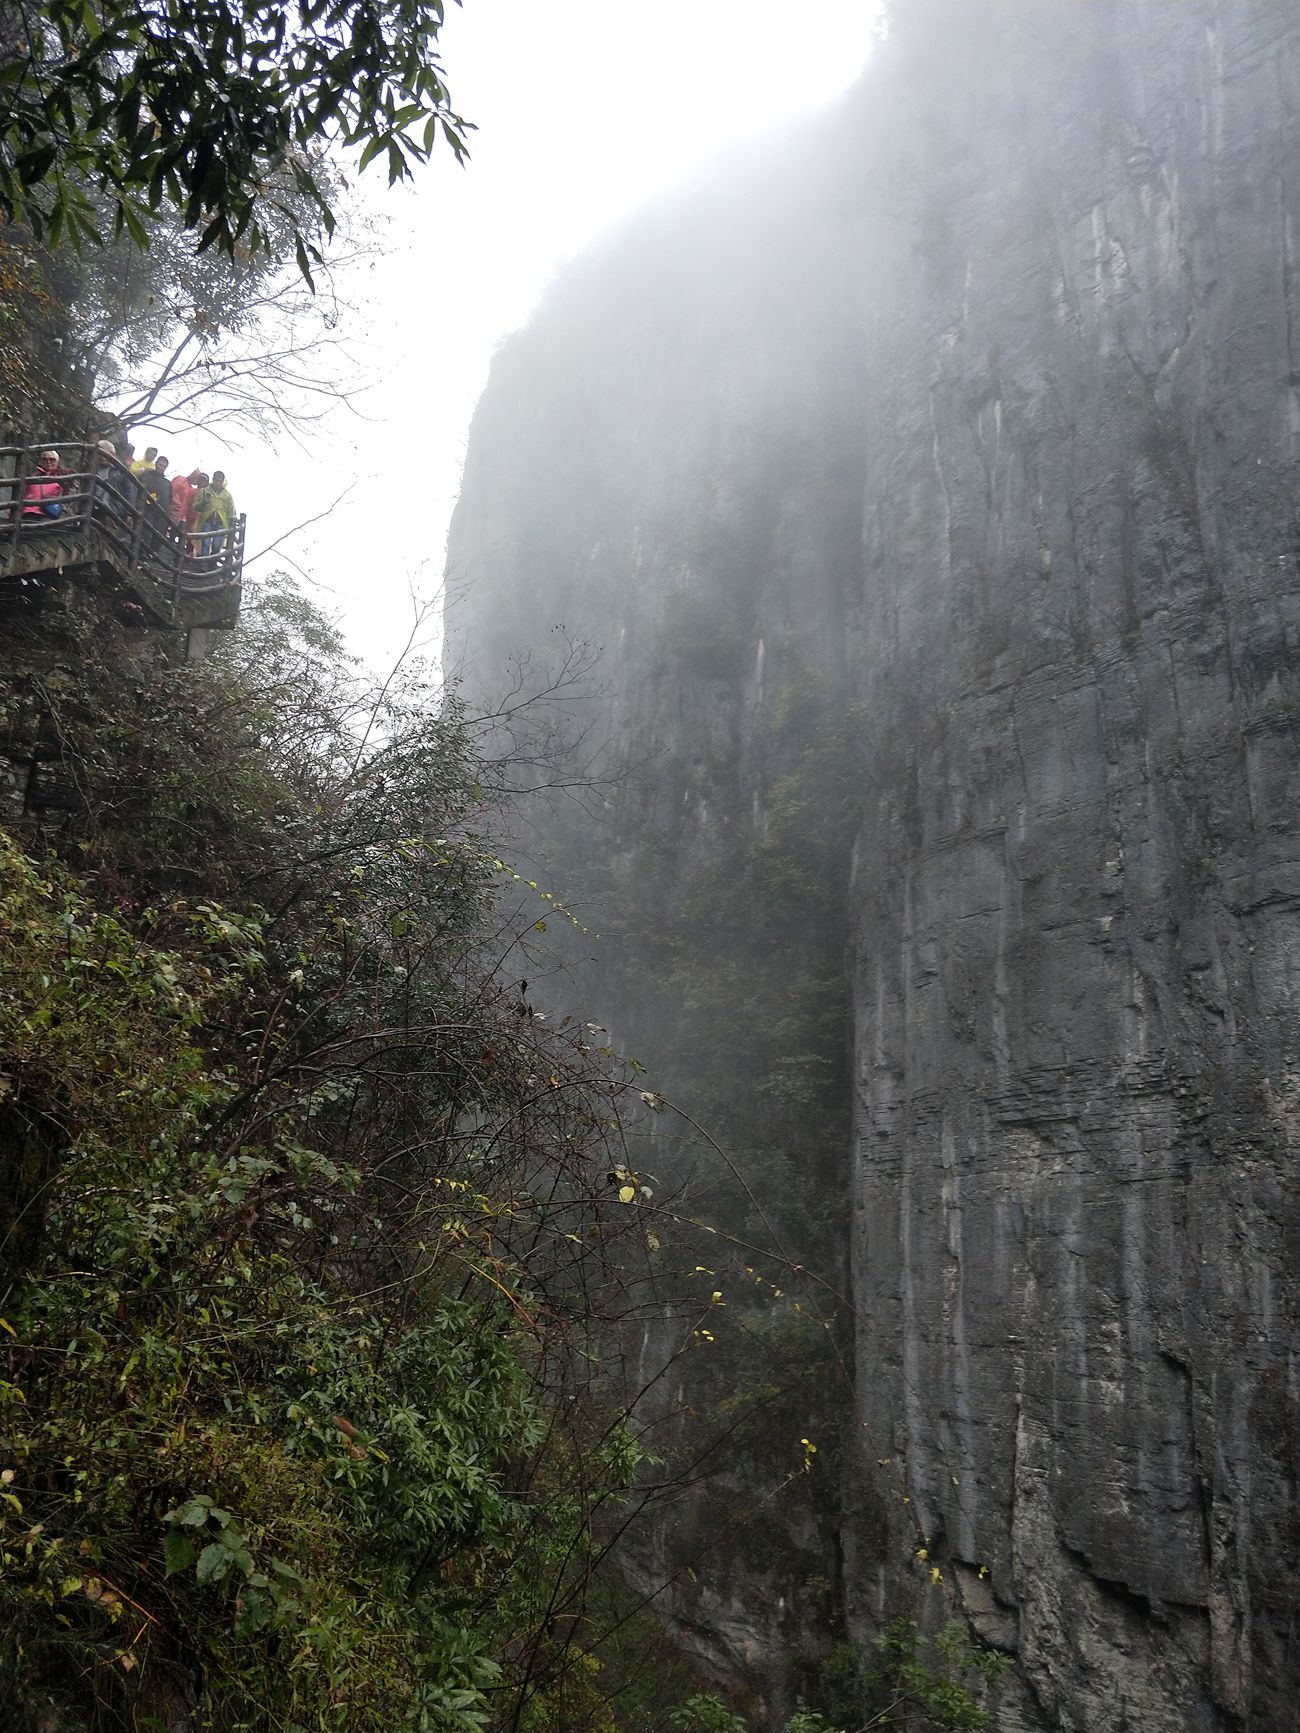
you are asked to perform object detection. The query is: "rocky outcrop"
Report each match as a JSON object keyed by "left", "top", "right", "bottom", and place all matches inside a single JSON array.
[{"left": 450, "top": 3, "right": 1300, "bottom": 1727}]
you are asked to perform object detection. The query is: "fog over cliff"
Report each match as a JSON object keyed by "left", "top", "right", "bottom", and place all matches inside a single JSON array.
[{"left": 448, "top": 3, "right": 1300, "bottom": 1727}]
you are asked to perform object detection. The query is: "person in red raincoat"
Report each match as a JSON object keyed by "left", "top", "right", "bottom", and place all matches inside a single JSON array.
[
  {"left": 20, "top": 451, "right": 63, "bottom": 519},
  {"left": 169, "top": 467, "right": 195, "bottom": 532}
]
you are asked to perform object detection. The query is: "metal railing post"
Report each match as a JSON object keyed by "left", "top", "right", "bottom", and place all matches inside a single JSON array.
[
  {"left": 129, "top": 488, "right": 145, "bottom": 569},
  {"left": 171, "top": 509, "right": 184, "bottom": 605},
  {"left": 10, "top": 445, "right": 36, "bottom": 553},
  {"left": 84, "top": 443, "right": 104, "bottom": 535},
  {"left": 76, "top": 443, "right": 90, "bottom": 532},
  {"left": 231, "top": 513, "right": 246, "bottom": 587}
]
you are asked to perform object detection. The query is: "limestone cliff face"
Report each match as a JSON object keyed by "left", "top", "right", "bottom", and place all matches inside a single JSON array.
[{"left": 449, "top": 4, "right": 1300, "bottom": 1728}]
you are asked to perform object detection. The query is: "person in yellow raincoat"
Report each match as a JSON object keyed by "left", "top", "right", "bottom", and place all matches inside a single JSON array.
[{"left": 194, "top": 470, "right": 235, "bottom": 558}]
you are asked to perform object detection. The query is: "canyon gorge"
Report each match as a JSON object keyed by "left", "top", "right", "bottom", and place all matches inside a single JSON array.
[{"left": 448, "top": 3, "right": 1300, "bottom": 1727}]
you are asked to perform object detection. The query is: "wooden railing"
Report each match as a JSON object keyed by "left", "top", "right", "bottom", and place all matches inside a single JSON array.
[{"left": 1, "top": 441, "right": 245, "bottom": 604}]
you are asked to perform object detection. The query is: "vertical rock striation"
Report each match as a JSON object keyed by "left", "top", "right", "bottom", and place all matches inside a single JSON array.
[{"left": 449, "top": 3, "right": 1300, "bottom": 1726}]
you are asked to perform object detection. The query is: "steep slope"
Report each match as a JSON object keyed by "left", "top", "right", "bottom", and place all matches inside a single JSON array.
[{"left": 449, "top": 3, "right": 1300, "bottom": 1727}]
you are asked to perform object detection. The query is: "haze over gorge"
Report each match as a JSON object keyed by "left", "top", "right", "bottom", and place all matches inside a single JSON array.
[{"left": 450, "top": 2, "right": 1300, "bottom": 1728}]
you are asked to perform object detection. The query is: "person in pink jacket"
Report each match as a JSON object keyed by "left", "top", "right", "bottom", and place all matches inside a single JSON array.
[{"left": 20, "top": 451, "right": 63, "bottom": 519}]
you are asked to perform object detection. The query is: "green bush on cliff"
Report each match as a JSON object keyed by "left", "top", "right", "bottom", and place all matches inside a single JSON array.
[{"left": 668, "top": 1618, "right": 1008, "bottom": 1732}]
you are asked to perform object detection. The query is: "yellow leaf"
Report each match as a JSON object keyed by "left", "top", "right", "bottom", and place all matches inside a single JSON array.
[{"left": 617, "top": 1185, "right": 636, "bottom": 1204}]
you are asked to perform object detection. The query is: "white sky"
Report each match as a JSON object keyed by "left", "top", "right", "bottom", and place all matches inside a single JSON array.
[{"left": 133, "top": 1, "right": 878, "bottom": 672}]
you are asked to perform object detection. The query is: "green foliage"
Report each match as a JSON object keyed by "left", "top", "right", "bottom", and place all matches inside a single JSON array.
[
  {"left": 661, "top": 1621, "right": 1008, "bottom": 1733},
  {"left": 0, "top": 0, "right": 470, "bottom": 270},
  {"left": 863, "top": 1620, "right": 1012, "bottom": 1730},
  {"left": 576, "top": 1574, "right": 705, "bottom": 1733},
  {"left": 0, "top": 834, "right": 532, "bottom": 1730},
  {"left": 805, "top": 1640, "right": 860, "bottom": 1730},
  {"left": 0, "top": 578, "right": 660, "bottom": 1732},
  {"left": 670, "top": 1693, "right": 749, "bottom": 1733}
]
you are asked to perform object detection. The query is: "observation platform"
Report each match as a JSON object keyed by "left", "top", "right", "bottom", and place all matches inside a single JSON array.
[{"left": 1, "top": 442, "right": 244, "bottom": 652}]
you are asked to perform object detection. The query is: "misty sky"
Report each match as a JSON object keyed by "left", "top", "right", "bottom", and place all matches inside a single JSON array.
[{"left": 136, "top": 2, "right": 878, "bottom": 672}]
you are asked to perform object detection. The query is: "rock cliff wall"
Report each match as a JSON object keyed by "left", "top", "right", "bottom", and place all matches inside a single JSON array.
[{"left": 449, "top": 4, "right": 1300, "bottom": 1727}]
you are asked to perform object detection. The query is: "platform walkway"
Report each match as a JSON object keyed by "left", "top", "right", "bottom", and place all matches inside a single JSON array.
[{"left": 2, "top": 442, "right": 245, "bottom": 645}]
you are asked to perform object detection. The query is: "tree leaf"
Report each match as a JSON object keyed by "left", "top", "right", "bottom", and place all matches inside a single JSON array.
[
  {"left": 196, "top": 1542, "right": 233, "bottom": 1585},
  {"left": 162, "top": 1530, "right": 195, "bottom": 1577}
]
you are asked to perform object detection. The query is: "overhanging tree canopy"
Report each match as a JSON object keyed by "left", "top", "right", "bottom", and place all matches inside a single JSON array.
[{"left": 0, "top": 0, "right": 471, "bottom": 269}]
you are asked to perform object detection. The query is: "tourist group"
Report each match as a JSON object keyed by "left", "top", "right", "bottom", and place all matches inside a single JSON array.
[{"left": 19, "top": 440, "right": 237, "bottom": 561}]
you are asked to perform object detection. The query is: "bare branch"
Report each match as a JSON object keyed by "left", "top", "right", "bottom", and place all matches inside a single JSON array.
[{"left": 243, "top": 483, "right": 357, "bottom": 571}]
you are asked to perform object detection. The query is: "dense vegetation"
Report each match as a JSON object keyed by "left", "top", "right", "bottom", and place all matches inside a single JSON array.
[
  {"left": 0, "top": 579, "right": 678, "bottom": 1732},
  {"left": 0, "top": 574, "right": 1012, "bottom": 1733}
]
